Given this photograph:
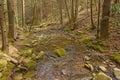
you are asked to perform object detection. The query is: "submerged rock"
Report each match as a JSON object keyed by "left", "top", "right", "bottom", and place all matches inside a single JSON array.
[
  {"left": 54, "top": 48, "right": 67, "bottom": 57},
  {"left": 113, "top": 68, "right": 120, "bottom": 80},
  {"left": 93, "top": 72, "right": 112, "bottom": 80}
]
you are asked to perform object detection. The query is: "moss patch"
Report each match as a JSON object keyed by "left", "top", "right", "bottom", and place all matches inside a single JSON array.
[
  {"left": 112, "top": 53, "right": 120, "bottom": 63},
  {"left": 80, "top": 34, "right": 106, "bottom": 52}
]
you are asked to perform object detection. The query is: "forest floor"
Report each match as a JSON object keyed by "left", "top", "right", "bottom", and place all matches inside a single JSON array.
[
  {"left": 9, "top": 21, "right": 119, "bottom": 80},
  {"left": 0, "top": 10, "right": 120, "bottom": 80}
]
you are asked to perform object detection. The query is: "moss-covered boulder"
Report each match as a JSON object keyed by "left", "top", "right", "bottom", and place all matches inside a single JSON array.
[
  {"left": 0, "top": 59, "right": 7, "bottom": 71},
  {"left": 93, "top": 72, "right": 112, "bottom": 80},
  {"left": 23, "top": 58, "right": 36, "bottom": 69},
  {"left": 54, "top": 48, "right": 67, "bottom": 57},
  {"left": 36, "top": 51, "right": 45, "bottom": 59},
  {"left": 23, "top": 49, "right": 32, "bottom": 57},
  {"left": 14, "top": 73, "right": 23, "bottom": 80},
  {"left": 23, "top": 70, "right": 37, "bottom": 79},
  {"left": 0, "top": 62, "right": 14, "bottom": 80},
  {"left": 112, "top": 53, "right": 120, "bottom": 63}
]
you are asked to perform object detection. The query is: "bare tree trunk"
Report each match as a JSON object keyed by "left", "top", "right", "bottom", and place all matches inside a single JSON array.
[
  {"left": 64, "top": 0, "right": 71, "bottom": 22},
  {"left": 57, "top": 0, "right": 63, "bottom": 25},
  {"left": 0, "top": 0, "right": 9, "bottom": 53},
  {"left": 96, "top": 0, "right": 101, "bottom": 39},
  {"left": 90, "top": 0, "right": 96, "bottom": 29},
  {"left": 22, "top": 0, "right": 25, "bottom": 29},
  {"left": 7, "top": 0, "right": 15, "bottom": 40},
  {"left": 100, "top": 0, "right": 111, "bottom": 39},
  {"left": 14, "top": 0, "right": 19, "bottom": 28}
]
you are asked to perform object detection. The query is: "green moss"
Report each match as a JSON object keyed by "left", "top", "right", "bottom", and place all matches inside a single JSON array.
[
  {"left": 86, "top": 42, "right": 106, "bottom": 52},
  {"left": 14, "top": 73, "right": 23, "bottom": 80},
  {"left": 79, "top": 34, "right": 106, "bottom": 52},
  {"left": 36, "top": 51, "right": 45, "bottom": 59},
  {"left": 24, "top": 58, "right": 37, "bottom": 69},
  {"left": 23, "top": 49, "right": 32, "bottom": 57},
  {"left": 80, "top": 34, "right": 89, "bottom": 42},
  {"left": 112, "top": 53, "right": 120, "bottom": 63},
  {"left": 0, "top": 62, "right": 14, "bottom": 80},
  {"left": 93, "top": 72, "right": 112, "bottom": 80},
  {"left": 54, "top": 48, "right": 67, "bottom": 57},
  {"left": 0, "top": 59, "right": 7, "bottom": 71},
  {"left": 23, "top": 70, "right": 36, "bottom": 79}
]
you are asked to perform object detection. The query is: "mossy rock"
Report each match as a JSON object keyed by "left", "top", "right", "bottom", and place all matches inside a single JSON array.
[
  {"left": 54, "top": 48, "right": 67, "bottom": 57},
  {"left": 23, "top": 49, "right": 32, "bottom": 57},
  {"left": 14, "top": 73, "right": 23, "bottom": 80},
  {"left": 0, "top": 59, "right": 7, "bottom": 71},
  {"left": 36, "top": 51, "right": 45, "bottom": 59},
  {"left": 93, "top": 72, "right": 112, "bottom": 80},
  {"left": 24, "top": 58, "right": 37, "bottom": 69},
  {"left": 80, "top": 34, "right": 89, "bottom": 41},
  {"left": 0, "top": 62, "right": 14, "bottom": 80},
  {"left": 112, "top": 53, "right": 120, "bottom": 63},
  {"left": 23, "top": 70, "right": 37, "bottom": 79}
]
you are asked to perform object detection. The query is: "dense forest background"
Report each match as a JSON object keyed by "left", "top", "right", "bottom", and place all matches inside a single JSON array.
[{"left": 0, "top": 0, "right": 120, "bottom": 80}]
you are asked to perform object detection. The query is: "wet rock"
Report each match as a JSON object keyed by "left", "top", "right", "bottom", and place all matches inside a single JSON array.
[
  {"left": 85, "top": 63, "right": 94, "bottom": 71},
  {"left": 84, "top": 56, "right": 91, "bottom": 61},
  {"left": 113, "top": 68, "right": 120, "bottom": 80},
  {"left": 54, "top": 48, "right": 67, "bottom": 57},
  {"left": 93, "top": 72, "right": 112, "bottom": 80},
  {"left": 99, "top": 66, "right": 107, "bottom": 72}
]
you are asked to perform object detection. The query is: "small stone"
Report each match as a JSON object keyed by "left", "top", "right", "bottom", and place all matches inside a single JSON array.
[
  {"left": 85, "top": 63, "right": 94, "bottom": 71},
  {"left": 84, "top": 56, "right": 91, "bottom": 61},
  {"left": 61, "top": 69, "right": 67, "bottom": 75},
  {"left": 93, "top": 72, "right": 112, "bottom": 80},
  {"left": 99, "top": 66, "right": 107, "bottom": 72},
  {"left": 114, "top": 68, "right": 120, "bottom": 80}
]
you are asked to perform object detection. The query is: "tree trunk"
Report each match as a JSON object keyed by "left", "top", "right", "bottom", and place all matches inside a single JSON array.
[
  {"left": 7, "top": 0, "right": 15, "bottom": 40},
  {"left": 90, "top": 0, "right": 96, "bottom": 29},
  {"left": 100, "top": 0, "right": 111, "bottom": 39},
  {"left": 0, "top": 0, "right": 9, "bottom": 53},
  {"left": 22, "top": 0, "right": 25, "bottom": 29}
]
